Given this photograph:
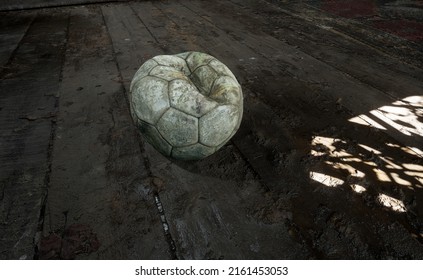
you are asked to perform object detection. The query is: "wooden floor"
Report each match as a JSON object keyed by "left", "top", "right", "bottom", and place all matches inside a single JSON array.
[{"left": 1, "top": 0, "right": 423, "bottom": 259}]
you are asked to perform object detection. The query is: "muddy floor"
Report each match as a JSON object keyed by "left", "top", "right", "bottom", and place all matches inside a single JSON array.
[{"left": 1, "top": 0, "right": 423, "bottom": 260}]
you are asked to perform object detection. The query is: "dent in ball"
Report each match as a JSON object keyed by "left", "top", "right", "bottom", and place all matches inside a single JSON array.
[{"left": 130, "top": 51, "right": 243, "bottom": 160}]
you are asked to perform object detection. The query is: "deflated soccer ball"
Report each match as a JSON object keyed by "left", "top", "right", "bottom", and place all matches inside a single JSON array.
[{"left": 129, "top": 51, "right": 243, "bottom": 160}]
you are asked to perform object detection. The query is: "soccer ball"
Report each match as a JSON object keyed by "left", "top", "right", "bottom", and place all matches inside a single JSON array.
[{"left": 129, "top": 52, "right": 243, "bottom": 160}]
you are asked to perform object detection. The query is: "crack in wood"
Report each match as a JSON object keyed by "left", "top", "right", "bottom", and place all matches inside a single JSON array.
[
  {"left": 33, "top": 12, "right": 71, "bottom": 260},
  {"left": 154, "top": 194, "right": 177, "bottom": 259}
]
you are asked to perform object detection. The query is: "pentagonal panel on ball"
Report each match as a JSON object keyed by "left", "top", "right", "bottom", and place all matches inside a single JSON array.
[
  {"left": 169, "top": 79, "right": 218, "bottom": 118},
  {"left": 156, "top": 108, "right": 199, "bottom": 147},
  {"left": 199, "top": 105, "right": 239, "bottom": 147},
  {"left": 131, "top": 76, "right": 170, "bottom": 125}
]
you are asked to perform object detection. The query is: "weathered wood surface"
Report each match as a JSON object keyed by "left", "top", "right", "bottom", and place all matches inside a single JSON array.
[
  {"left": 42, "top": 5, "right": 169, "bottom": 259},
  {"left": 1, "top": 0, "right": 423, "bottom": 259},
  {"left": 0, "top": 10, "right": 68, "bottom": 259}
]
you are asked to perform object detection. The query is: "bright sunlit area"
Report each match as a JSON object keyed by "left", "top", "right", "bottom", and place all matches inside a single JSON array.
[{"left": 309, "top": 95, "right": 423, "bottom": 213}]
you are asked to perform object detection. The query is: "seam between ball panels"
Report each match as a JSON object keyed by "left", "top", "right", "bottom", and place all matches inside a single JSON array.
[
  {"left": 154, "top": 106, "right": 171, "bottom": 127},
  {"left": 168, "top": 75, "right": 221, "bottom": 118},
  {"left": 152, "top": 123, "right": 172, "bottom": 148},
  {"left": 172, "top": 142, "right": 197, "bottom": 149},
  {"left": 151, "top": 58, "right": 161, "bottom": 66},
  {"left": 211, "top": 75, "right": 243, "bottom": 105},
  {"left": 200, "top": 104, "right": 219, "bottom": 118},
  {"left": 197, "top": 138, "right": 218, "bottom": 149},
  {"left": 167, "top": 89, "right": 219, "bottom": 119},
  {"left": 143, "top": 61, "right": 224, "bottom": 123},
  {"left": 184, "top": 51, "right": 194, "bottom": 74},
  {"left": 208, "top": 59, "right": 238, "bottom": 82},
  {"left": 166, "top": 79, "right": 171, "bottom": 108},
  {"left": 188, "top": 58, "right": 215, "bottom": 76},
  {"left": 191, "top": 65, "right": 218, "bottom": 97},
  {"left": 206, "top": 66, "right": 218, "bottom": 96},
  {"left": 208, "top": 75, "right": 218, "bottom": 96},
  {"left": 131, "top": 75, "right": 151, "bottom": 89},
  {"left": 206, "top": 58, "right": 222, "bottom": 76},
  {"left": 168, "top": 104, "right": 203, "bottom": 119},
  {"left": 147, "top": 64, "right": 160, "bottom": 76},
  {"left": 154, "top": 108, "right": 197, "bottom": 148},
  {"left": 139, "top": 119, "right": 173, "bottom": 156},
  {"left": 166, "top": 78, "right": 202, "bottom": 119},
  {"left": 172, "top": 142, "right": 216, "bottom": 152},
  {"left": 187, "top": 73, "right": 204, "bottom": 97},
  {"left": 197, "top": 113, "right": 201, "bottom": 148},
  {"left": 149, "top": 74, "right": 168, "bottom": 84},
  {"left": 141, "top": 60, "right": 159, "bottom": 76},
  {"left": 197, "top": 104, "right": 240, "bottom": 148}
]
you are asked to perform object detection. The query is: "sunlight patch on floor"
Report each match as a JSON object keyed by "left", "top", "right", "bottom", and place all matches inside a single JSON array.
[
  {"left": 309, "top": 171, "right": 345, "bottom": 187},
  {"left": 362, "top": 95, "right": 422, "bottom": 137},
  {"left": 308, "top": 133, "right": 423, "bottom": 212},
  {"left": 377, "top": 193, "right": 406, "bottom": 213},
  {"left": 309, "top": 96, "right": 423, "bottom": 212},
  {"left": 348, "top": 95, "right": 423, "bottom": 157}
]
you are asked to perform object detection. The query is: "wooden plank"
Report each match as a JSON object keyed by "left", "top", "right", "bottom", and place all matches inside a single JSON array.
[
  {"left": 140, "top": 0, "right": 257, "bottom": 82},
  {"left": 0, "top": 10, "right": 68, "bottom": 260},
  {"left": 183, "top": 0, "right": 392, "bottom": 110},
  {"left": 227, "top": 0, "right": 423, "bottom": 156},
  {"left": 102, "top": 3, "right": 184, "bottom": 259},
  {"left": 182, "top": 0, "right": 423, "bottom": 154},
  {"left": 288, "top": 0, "right": 423, "bottom": 70},
  {"left": 143, "top": 149, "right": 309, "bottom": 259},
  {"left": 128, "top": 1, "right": 201, "bottom": 56},
  {"left": 42, "top": 5, "right": 169, "bottom": 259},
  {"left": 101, "top": 3, "right": 160, "bottom": 92},
  {"left": 229, "top": 0, "right": 423, "bottom": 98},
  {"left": 125, "top": 0, "right": 310, "bottom": 259},
  {"left": 0, "top": 12, "right": 34, "bottom": 67}
]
